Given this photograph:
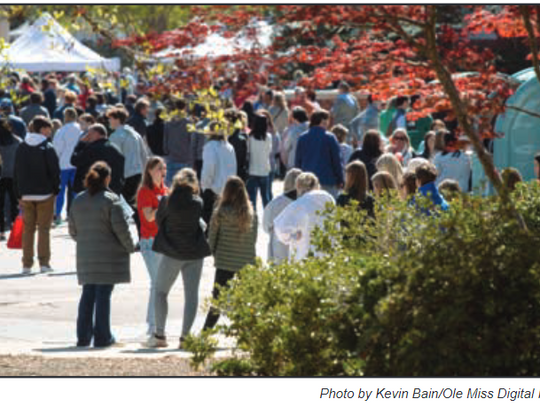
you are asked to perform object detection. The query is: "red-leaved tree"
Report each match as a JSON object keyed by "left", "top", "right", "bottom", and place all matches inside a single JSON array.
[{"left": 107, "top": 5, "right": 532, "bottom": 226}]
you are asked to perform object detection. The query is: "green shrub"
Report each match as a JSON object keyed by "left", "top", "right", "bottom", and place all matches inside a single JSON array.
[{"left": 193, "top": 182, "right": 540, "bottom": 376}]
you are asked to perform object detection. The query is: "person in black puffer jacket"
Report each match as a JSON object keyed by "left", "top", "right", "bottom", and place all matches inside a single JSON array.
[
  {"left": 70, "top": 124, "right": 125, "bottom": 195},
  {"left": 13, "top": 116, "right": 60, "bottom": 274},
  {"left": 146, "top": 168, "right": 211, "bottom": 349}
]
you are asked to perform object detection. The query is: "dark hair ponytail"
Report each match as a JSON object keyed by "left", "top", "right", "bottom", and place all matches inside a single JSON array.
[{"left": 84, "top": 161, "right": 111, "bottom": 196}]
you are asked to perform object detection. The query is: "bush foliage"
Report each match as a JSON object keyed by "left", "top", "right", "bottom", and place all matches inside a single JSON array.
[{"left": 186, "top": 182, "right": 540, "bottom": 376}]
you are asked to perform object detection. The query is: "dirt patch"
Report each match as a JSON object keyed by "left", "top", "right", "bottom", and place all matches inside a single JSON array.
[{"left": 0, "top": 355, "right": 214, "bottom": 376}]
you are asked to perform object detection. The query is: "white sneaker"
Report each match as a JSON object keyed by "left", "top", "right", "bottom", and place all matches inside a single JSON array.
[
  {"left": 40, "top": 265, "right": 54, "bottom": 273},
  {"left": 143, "top": 335, "right": 168, "bottom": 348},
  {"left": 22, "top": 268, "right": 32, "bottom": 275}
]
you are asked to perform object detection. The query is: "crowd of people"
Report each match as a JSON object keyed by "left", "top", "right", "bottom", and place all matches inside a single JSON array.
[{"left": 0, "top": 70, "right": 535, "bottom": 349}]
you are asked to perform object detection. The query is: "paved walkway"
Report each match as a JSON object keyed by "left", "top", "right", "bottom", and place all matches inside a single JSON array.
[{"left": 0, "top": 184, "right": 278, "bottom": 359}]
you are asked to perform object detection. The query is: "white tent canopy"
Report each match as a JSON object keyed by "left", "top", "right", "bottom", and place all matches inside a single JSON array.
[
  {"left": 2, "top": 13, "right": 120, "bottom": 72},
  {"left": 154, "top": 21, "right": 273, "bottom": 61}
]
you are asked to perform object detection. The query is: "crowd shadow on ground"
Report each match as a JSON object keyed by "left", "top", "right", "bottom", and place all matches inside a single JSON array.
[
  {"left": 0, "top": 271, "right": 76, "bottom": 280},
  {"left": 0, "top": 273, "right": 36, "bottom": 280},
  {"left": 33, "top": 343, "right": 231, "bottom": 355},
  {"left": 36, "top": 346, "right": 104, "bottom": 353}
]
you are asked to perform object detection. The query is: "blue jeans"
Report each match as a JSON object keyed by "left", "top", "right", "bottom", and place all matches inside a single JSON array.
[
  {"left": 77, "top": 284, "right": 114, "bottom": 347},
  {"left": 166, "top": 161, "right": 189, "bottom": 187},
  {"left": 140, "top": 238, "right": 162, "bottom": 335},
  {"left": 56, "top": 169, "right": 76, "bottom": 218},
  {"left": 247, "top": 175, "right": 270, "bottom": 209}
]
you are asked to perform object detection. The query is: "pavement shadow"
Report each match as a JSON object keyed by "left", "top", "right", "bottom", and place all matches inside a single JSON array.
[
  {"left": 47, "top": 271, "right": 77, "bottom": 277},
  {"left": 120, "top": 348, "right": 174, "bottom": 355},
  {"left": 121, "top": 346, "right": 230, "bottom": 355},
  {"left": 0, "top": 273, "right": 36, "bottom": 280},
  {"left": 35, "top": 346, "right": 103, "bottom": 353}
]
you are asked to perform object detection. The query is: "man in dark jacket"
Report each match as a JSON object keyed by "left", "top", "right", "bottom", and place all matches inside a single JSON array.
[
  {"left": 295, "top": 110, "right": 344, "bottom": 198},
  {"left": 13, "top": 116, "right": 60, "bottom": 274},
  {"left": 43, "top": 79, "right": 58, "bottom": 118},
  {"left": 71, "top": 124, "right": 125, "bottom": 195},
  {"left": 127, "top": 98, "right": 149, "bottom": 140},
  {"left": 147, "top": 107, "right": 165, "bottom": 156},
  {"left": 163, "top": 99, "right": 193, "bottom": 186}
]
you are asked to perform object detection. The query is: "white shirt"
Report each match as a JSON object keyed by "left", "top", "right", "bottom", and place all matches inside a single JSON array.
[
  {"left": 248, "top": 134, "right": 273, "bottom": 177},
  {"left": 201, "top": 139, "right": 237, "bottom": 195},
  {"left": 434, "top": 151, "right": 472, "bottom": 192},
  {"left": 274, "top": 190, "right": 335, "bottom": 262},
  {"left": 53, "top": 122, "right": 82, "bottom": 170}
]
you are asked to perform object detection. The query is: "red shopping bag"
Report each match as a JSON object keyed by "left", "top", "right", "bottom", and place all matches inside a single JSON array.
[{"left": 7, "top": 214, "right": 24, "bottom": 250}]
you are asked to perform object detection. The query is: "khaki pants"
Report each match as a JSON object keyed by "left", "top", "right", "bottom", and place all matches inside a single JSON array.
[{"left": 21, "top": 196, "right": 55, "bottom": 269}]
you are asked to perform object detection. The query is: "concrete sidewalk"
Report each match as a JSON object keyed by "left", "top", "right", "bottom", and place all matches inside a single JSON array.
[{"left": 0, "top": 186, "right": 276, "bottom": 359}]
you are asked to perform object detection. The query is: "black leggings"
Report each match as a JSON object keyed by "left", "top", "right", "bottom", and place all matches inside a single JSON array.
[
  {"left": 202, "top": 269, "right": 236, "bottom": 330},
  {"left": 202, "top": 189, "right": 218, "bottom": 228},
  {"left": 0, "top": 178, "right": 18, "bottom": 233}
]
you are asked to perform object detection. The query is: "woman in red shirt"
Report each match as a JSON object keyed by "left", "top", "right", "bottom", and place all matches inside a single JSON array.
[{"left": 137, "top": 157, "right": 168, "bottom": 337}]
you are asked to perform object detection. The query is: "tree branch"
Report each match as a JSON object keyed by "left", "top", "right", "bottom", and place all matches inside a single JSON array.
[{"left": 507, "top": 105, "right": 540, "bottom": 120}]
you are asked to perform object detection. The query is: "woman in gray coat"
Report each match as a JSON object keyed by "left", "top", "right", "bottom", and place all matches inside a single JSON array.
[{"left": 69, "top": 161, "right": 136, "bottom": 348}]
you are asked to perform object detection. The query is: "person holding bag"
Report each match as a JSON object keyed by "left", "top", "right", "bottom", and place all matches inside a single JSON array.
[{"left": 13, "top": 116, "right": 60, "bottom": 274}]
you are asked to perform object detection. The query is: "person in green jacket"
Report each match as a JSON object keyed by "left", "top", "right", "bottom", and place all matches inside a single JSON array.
[
  {"left": 202, "top": 176, "right": 258, "bottom": 331},
  {"left": 379, "top": 97, "right": 397, "bottom": 137}
]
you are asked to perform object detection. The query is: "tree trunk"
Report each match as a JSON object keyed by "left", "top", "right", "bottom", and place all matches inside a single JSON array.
[
  {"left": 424, "top": 6, "right": 527, "bottom": 230},
  {"left": 519, "top": 6, "right": 540, "bottom": 85}
]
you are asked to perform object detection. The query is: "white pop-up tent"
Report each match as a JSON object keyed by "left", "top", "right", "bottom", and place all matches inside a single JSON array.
[
  {"left": 3, "top": 13, "right": 120, "bottom": 72},
  {"left": 154, "top": 21, "right": 273, "bottom": 62}
]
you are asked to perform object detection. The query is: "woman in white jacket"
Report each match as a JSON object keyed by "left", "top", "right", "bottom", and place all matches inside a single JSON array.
[
  {"left": 52, "top": 108, "right": 81, "bottom": 223},
  {"left": 262, "top": 168, "right": 302, "bottom": 264},
  {"left": 274, "top": 172, "right": 335, "bottom": 262}
]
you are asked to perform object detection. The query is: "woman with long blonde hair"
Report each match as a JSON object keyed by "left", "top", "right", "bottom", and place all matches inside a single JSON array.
[
  {"left": 203, "top": 176, "right": 258, "bottom": 331},
  {"left": 270, "top": 92, "right": 290, "bottom": 137},
  {"left": 146, "top": 168, "right": 211, "bottom": 349},
  {"left": 389, "top": 128, "right": 415, "bottom": 167},
  {"left": 376, "top": 153, "right": 404, "bottom": 188},
  {"left": 372, "top": 171, "right": 398, "bottom": 199}
]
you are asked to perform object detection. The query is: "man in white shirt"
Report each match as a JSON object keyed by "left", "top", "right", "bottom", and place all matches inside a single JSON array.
[
  {"left": 200, "top": 131, "right": 237, "bottom": 225},
  {"left": 52, "top": 108, "right": 81, "bottom": 223}
]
